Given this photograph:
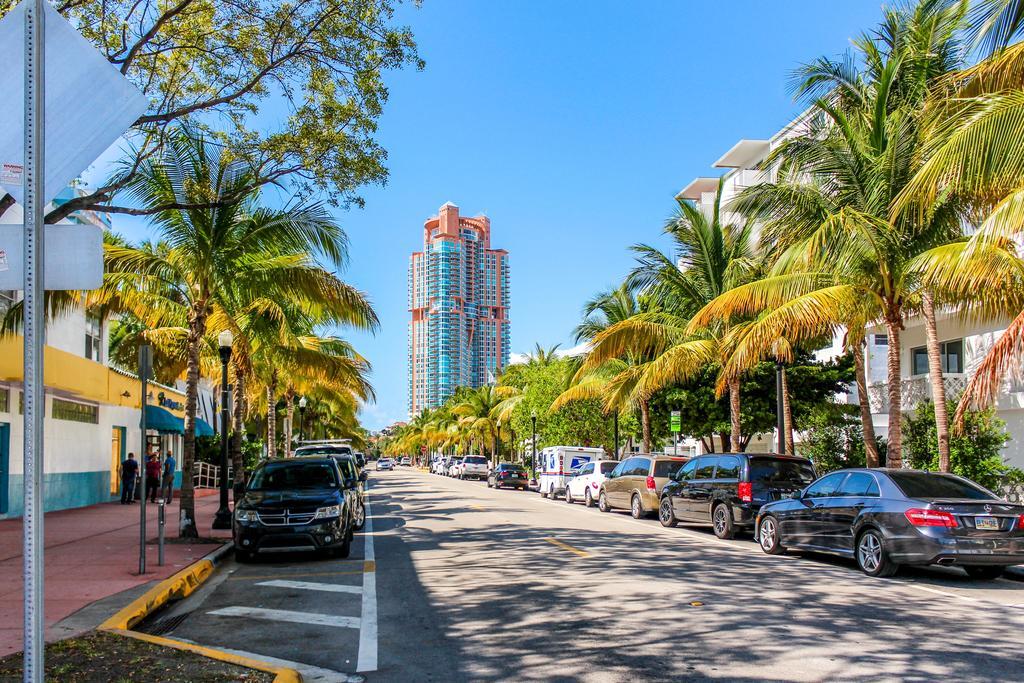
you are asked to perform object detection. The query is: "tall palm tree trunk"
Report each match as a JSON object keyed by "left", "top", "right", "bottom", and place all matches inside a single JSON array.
[
  {"left": 231, "top": 362, "right": 245, "bottom": 494},
  {"left": 921, "top": 292, "right": 951, "bottom": 472},
  {"left": 180, "top": 301, "right": 207, "bottom": 538},
  {"left": 284, "top": 388, "right": 295, "bottom": 457},
  {"left": 852, "top": 340, "right": 881, "bottom": 468},
  {"left": 729, "top": 377, "right": 742, "bottom": 452},
  {"left": 884, "top": 313, "right": 904, "bottom": 468},
  {"left": 782, "top": 367, "right": 795, "bottom": 455},
  {"left": 639, "top": 400, "right": 652, "bottom": 453},
  {"left": 266, "top": 370, "right": 278, "bottom": 458}
]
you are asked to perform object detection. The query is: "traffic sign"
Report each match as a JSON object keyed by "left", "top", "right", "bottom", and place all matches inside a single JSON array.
[
  {"left": 0, "top": 1, "right": 148, "bottom": 207},
  {"left": 670, "top": 410, "right": 681, "bottom": 434}
]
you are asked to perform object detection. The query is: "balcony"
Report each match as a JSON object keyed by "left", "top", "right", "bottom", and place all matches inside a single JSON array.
[{"left": 867, "top": 374, "right": 969, "bottom": 413}]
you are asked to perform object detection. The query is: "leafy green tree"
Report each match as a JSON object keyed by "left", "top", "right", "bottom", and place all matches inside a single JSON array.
[{"left": 796, "top": 404, "right": 881, "bottom": 474}]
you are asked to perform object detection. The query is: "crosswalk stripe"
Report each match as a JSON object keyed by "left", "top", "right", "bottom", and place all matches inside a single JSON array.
[
  {"left": 207, "top": 606, "right": 360, "bottom": 629},
  {"left": 256, "top": 579, "right": 362, "bottom": 595}
]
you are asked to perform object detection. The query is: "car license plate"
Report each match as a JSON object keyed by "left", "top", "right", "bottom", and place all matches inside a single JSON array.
[{"left": 976, "top": 516, "right": 1000, "bottom": 530}]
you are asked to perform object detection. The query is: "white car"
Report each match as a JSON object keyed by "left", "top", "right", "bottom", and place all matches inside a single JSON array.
[
  {"left": 377, "top": 458, "right": 395, "bottom": 471},
  {"left": 457, "top": 455, "right": 488, "bottom": 480},
  {"left": 564, "top": 459, "right": 619, "bottom": 507},
  {"left": 447, "top": 458, "right": 464, "bottom": 477},
  {"left": 400, "top": 456, "right": 411, "bottom": 466}
]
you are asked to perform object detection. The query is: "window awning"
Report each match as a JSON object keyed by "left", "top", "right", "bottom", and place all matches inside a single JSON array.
[
  {"left": 143, "top": 405, "right": 184, "bottom": 434},
  {"left": 195, "top": 418, "right": 214, "bottom": 437}
]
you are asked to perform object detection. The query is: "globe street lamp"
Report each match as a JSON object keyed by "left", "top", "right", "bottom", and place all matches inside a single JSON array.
[
  {"left": 298, "top": 396, "right": 307, "bottom": 444},
  {"left": 212, "top": 329, "right": 233, "bottom": 529}
]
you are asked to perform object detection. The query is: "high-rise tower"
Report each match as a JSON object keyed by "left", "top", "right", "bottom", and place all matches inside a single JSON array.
[{"left": 408, "top": 202, "right": 510, "bottom": 416}]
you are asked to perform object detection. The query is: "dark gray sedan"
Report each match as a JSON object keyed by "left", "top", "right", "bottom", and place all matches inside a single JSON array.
[{"left": 755, "top": 468, "right": 1024, "bottom": 579}]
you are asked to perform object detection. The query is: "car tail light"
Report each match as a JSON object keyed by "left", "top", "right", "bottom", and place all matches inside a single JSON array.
[
  {"left": 905, "top": 508, "right": 958, "bottom": 528},
  {"left": 1017, "top": 513, "right": 1024, "bottom": 529},
  {"left": 738, "top": 482, "right": 753, "bottom": 503},
  {"left": 646, "top": 476, "right": 657, "bottom": 491}
]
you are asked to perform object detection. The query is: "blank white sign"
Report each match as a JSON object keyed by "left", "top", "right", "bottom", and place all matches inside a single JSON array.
[{"left": 0, "top": 224, "right": 103, "bottom": 290}]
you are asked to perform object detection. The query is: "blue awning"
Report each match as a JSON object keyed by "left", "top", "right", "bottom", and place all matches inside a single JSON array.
[
  {"left": 195, "top": 418, "right": 214, "bottom": 437},
  {"left": 143, "top": 405, "right": 184, "bottom": 434}
]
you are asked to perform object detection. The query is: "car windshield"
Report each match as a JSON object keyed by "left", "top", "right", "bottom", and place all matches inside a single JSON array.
[
  {"left": 888, "top": 471, "right": 995, "bottom": 500},
  {"left": 248, "top": 462, "right": 337, "bottom": 491},
  {"left": 654, "top": 460, "right": 686, "bottom": 478},
  {"left": 464, "top": 456, "right": 487, "bottom": 465},
  {"left": 332, "top": 457, "right": 357, "bottom": 480},
  {"left": 750, "top": 458, "right": 816, "bottom": 485},
  {"left": 599, "top": 462, "right": 617, "bottom": 474}
]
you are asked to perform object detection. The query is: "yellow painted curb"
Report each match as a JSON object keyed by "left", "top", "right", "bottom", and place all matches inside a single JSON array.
[{"left": 99, "top": 547, "right": 302, "bottom": 682}]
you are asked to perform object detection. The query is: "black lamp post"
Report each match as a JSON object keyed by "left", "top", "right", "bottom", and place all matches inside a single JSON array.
[
  {"left": 613, "top": 412, "right": 619, "bottom": 460},
  {"left": 775, "top": 361, "right": 786, "bottom": 454},
  {"left": 496, "top": 419, "right": 501, "bottom": 464},
  {"left": 531, "top": 411, "right": 537, "bottom": 480},
  {"left": 298, "top": 396, "right": 307, "bottom": 444},
  {"left": 212, "top": 330, "right": 233, "bottom": 529}
]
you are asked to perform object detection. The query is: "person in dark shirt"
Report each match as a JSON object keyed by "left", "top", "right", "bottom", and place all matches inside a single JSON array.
[
  {"left": 120, "top": 453, "right": 139, "bottom": 504},
  {"left": 145, "top": 453, "right": 161, "bottom": 502},
  {"left": 161, "top": 451, "right": 177, "bottom": 503}
]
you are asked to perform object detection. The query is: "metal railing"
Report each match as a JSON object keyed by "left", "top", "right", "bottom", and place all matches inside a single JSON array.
[
  {"left": 193, "top": 461, "right": 220, "bottom": 489},
  {"left": 867, "top": 373, "right": 969, "bottom": 413}
]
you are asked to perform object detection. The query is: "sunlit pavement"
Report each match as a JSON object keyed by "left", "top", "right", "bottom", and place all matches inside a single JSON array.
[{"left": 166, "top": 468, "right": 1024, "bottom": 681}]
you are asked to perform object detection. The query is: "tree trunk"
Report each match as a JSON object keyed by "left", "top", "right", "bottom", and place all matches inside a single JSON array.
[
  {"left": 885, "top": 314, "right": 904, "bottom": 468},
  {"left": 179, "top": 301, "right": 207, "bottom": 538},
  {"left": 719, "top": 431, "right": 731, "bottom": 452},
  {"left": 231, "top": 362, "right": 245, "bottom": 494},
  {"left": 729, "top": 377, "right": 742, "bottom": 452},
  {"left": 640, "top": 400, "right": 652, "bottom": 453},
  {"left": 266, "top": 370, "right": 278, "bottom": 458},
  {"left": 853, "top": 340, "right": 881, "bottom": 468},
  {"left": 782, "top": 367, "right": 795, "bottom": 456},
  {"left": 922, "top": 292, "right": 951, "bottom": 472},
  {"left": 284, "top": 387, "right": 295, "bottom": 458}
]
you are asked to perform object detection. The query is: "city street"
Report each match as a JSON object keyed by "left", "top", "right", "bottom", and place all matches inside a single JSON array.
[{"left": 155, "top": 468, "right": 1024, "bottom": 681}]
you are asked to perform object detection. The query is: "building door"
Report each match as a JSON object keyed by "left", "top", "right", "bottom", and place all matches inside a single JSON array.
[
  {"left": 0, "top": 423, "right": 9, "bottom": 514},
  {"left": 110, "top": 426, "right": 126, "bottom": 494}
]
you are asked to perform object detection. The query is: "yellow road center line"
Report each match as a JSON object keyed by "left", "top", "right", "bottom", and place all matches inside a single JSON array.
[
  {"left": 470, "top": 504, "right": 485, "bottom": 510},
  {"left": 544, "top": 537, "right": 589, "bottom": 558}
]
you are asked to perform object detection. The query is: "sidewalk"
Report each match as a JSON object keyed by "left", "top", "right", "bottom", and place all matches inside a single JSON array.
[{"left": 0, "top": 489, "right": 231, "bottom": 657}]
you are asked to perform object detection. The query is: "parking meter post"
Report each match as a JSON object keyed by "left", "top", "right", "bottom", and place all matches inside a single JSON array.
[
  {"left": 138, "top": 345, "right": 151, "bottom": 575},
  {"left": 157, "top": 501, "right": 165, "bottom": 566}
]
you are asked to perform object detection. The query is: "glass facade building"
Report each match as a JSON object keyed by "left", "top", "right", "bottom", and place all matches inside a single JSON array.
[{"left": 409, "top": 202, "right": 510, "bottom": 416}]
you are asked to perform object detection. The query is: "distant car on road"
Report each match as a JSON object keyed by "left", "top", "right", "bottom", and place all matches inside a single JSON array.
[
  {"left": 565, "top": 460, "right": 618, "bottom": 507},
  {"left": 756, "top": 468, "right": 1024, "bottom": 578},
  {"left": 599, "top": 455, "right": 688, "bottom": 519},
  {"left": 487, "top": 463, "right": 529, "bottom": 490},
  {"left": 458, "top": 455, "right": 488, "bottom": 480},
  {"left": 447, "top": 458, "right": 464, "bottom": 477},
  {"left": 233, "top": 457, "right": 353, "bottom": 562},
  {"left": 377, "top": 458, "right": 395, "bottom": 471},
  {"left": 660, "top": 453, "right": 815, "bottom": 539},
  {"left": 400, "top": 456, "right": 412, "bottom": 466},
  {"left": 431, "top": 456, "right": 447, "bottom": 475}
]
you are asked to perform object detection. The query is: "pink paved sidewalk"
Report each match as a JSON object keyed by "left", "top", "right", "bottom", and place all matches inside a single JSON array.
[{"left": 0, "top": 489, "right": 232, "bottom": 657}]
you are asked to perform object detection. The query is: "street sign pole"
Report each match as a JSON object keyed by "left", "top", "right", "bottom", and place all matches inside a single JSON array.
[
  {"left": 670, "top": 410, "right": 681, "bottom": 456},
  {"left": 139, "top": 345, "right": 151, "bottom": 575},
  {"left": 22, "top": 0, "right": 45, "bottom": 680}
]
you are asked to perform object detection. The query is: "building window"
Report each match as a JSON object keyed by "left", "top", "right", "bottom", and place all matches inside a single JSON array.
[
  {"left": 911, "top": 339, "right": 963, "bottom": 376},
  {"left": 0, "top": 387, "right": 8, "bottom": 413},
  {"left": 874, "top": 334, "right": 888, "bottom": 346},
  {"left": 85, "top": 314, "right": 102, "bottom": 362},
  {"left": 52, "top": 398, "right": 99, "bottom": 424}
]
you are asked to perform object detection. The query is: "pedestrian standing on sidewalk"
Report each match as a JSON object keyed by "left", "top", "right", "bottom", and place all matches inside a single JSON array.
[
  {"left": 120, "top": 452, "right": 139, "bottom": 504},
  {"left": 145, "top": 453, "right": 161, "bottom": 502},
  {"left": 161, "top": 450, "right": 176, "bottom": 503}
]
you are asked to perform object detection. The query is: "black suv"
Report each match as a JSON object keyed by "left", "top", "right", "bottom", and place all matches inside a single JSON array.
[
  {"left": 291, "top": 445, "right": 368, "bottom": 532},
  {"left": 233, "top": 457, "right": 353, "bottom": 561},
  {"left": 659, "top": 453, "right": 816, "bottom": 539}
]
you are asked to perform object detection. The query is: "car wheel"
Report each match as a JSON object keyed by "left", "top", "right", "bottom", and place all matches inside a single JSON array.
[
  {"left": 630, "top": 494, "right": 644, "bottom": 519},
  {"left": 963, "top": 565, "right": 1005, "bottom": 580},
  {"left": 598, "top": 491, "right": 610, "bottom": 513},
  {"left": 757, "top": 515, "right": 785, "bottom": 555},
  {"left": 712, "top": 504, "right": 735, "bottom": 539},
  {"left": 540, "top": 487, "right": 549, "bottom": 499},
  {"left": 565, "top": 487, "right": 574, "bottom": 504},
  {"left": 333, "top": 533, "right": 352, "bottom": 560},
  {"left": 856, "top": 528, "right": 897, "bottom": 577},
  {"left": 659, "top": 497, "right": 677, "bottom": 527},
  {"left": 584, "top": 489, "right": 594, "bottom": 508},
  {"left": 235, "top": 547, "right": 253, "bottom": 563},
  {"left": 353, "top": 502, "right": 366, "bottom": 531}
]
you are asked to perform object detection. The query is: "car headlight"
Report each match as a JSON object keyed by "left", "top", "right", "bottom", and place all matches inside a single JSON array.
[
  {"left": 314, "top": 504, "right": 342, "bottom": 519},
  {"left": 235, "top": 509, "right": 258, "bottom": 522}
]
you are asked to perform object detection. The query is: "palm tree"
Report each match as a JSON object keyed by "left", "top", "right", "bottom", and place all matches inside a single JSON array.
[{"left": 453, "top": 385, "right": 519, "bottom": 465}]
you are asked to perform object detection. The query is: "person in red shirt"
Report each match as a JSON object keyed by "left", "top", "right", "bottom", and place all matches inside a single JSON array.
[{"left": 145, "top": 453, "right": 162, "bottom": 503}]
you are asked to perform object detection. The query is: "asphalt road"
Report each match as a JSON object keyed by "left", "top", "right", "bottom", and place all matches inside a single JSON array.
[{"left": 164, "top": 467, "right": 1024, "bottom": 682}]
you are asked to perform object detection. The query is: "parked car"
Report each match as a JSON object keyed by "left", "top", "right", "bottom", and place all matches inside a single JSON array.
[
  {"left": 295, "top": 443, "right": 352, "bottom": 457},
  {"left": 659, "top": 453, "right": 815, "bottom": 539},
  {"left": 233, "top": 457, "right": 353, "bottom": 562},
  {"left": 599, "top": 455, "right": 688, "bottom": 518},
  {"left": 458, "top": 455, "right": 489, "bottom": 480},
  {"left": 755, "top": 468, "right": 1024, "bottom": 578},
  {"left": 565, "top": 460, "right": 618, "bottom": 507},
  {"left": 400, "top": 456, "right": 412, "bottom": 466},
  {"left": 537, "top": 446, "right": 605, "bottom": 498},
  {"left": 353, "top": 452, "right": 367, "bottom": 469},
  {"left": 447, "top": 457, "right": 464, "bottom": 477},
  {"left": 377, "top": 457, "right": 395, "bottom": 471},
  {"left": 487, "top": 463, "right": 529, "bottom": 490},
  {"left": 289, "top": 445, "right": 367, "bottom": 531},
  {"left": 431, "top": 456, "right": 448, "bottom": 475}
]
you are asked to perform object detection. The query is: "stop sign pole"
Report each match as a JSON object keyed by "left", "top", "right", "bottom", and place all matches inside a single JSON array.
[{"left": 22, "top": 0, "right": 45, "bottom": 680}]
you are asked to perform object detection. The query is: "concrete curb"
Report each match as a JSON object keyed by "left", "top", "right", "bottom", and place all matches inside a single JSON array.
[{"left": 99, "top": 541, "right": 302, "bottom": 683}]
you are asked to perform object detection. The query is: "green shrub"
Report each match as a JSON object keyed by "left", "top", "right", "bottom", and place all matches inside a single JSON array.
[
  {"left": 903, "top": 401, "right": 1024, "bottom": 491},
  {"left": 798, "top": 404, "right": 884, "bottom": 473}
]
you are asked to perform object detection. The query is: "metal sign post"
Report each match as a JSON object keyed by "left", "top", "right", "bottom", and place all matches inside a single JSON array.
[
  {"left": 22, "top": 1, "right": 44, "bottom": 680},
  {"left": 139, "top": 345, "right": 151, "bottom": 575},
  {"left": 670, "top": 410, "right": 681, "bottom": 456}
]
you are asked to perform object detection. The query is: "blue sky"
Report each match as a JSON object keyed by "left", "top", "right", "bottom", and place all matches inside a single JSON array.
[{"left": 98, "top": 1, "right": 884, "bottom": 431}]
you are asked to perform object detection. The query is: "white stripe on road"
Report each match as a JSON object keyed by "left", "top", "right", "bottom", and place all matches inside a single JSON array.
[
  {"left": 256, "top": 579, "right": 362, "bottom": 595},
  {"left": 357, "top": 493, "right": 378, "bottom": 673},
  {"left": 207, "top": 606, "right": 360, "bottom": 629}
]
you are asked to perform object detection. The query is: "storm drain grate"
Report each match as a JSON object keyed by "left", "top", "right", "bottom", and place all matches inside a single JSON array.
[{"left": 135, "top": 610, "right": 192, "bottom": 636}]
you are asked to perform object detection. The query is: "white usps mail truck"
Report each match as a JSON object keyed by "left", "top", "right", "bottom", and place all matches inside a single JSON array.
[{"left": 538, "top": 446, "right": 604, "bottom": 498}]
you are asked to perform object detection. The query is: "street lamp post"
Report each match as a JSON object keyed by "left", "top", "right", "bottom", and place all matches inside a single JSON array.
[
  {"left": 775, "top": 361, "right": 786, "bottom": 455},
  {"left": 531, "top": 411, "right": 537, "bottom": 481},
  {"left": 212, "top": 330, "right": 233, "bottom": 529},
  {"left": 613, "top": 412, "right": 619, "bottom": 460},
  {"left": 298, "top": 396, "right": 307, "bottom": 444},
  {"left": 496, "top": 419, "right": 501, "bottom": 464}
]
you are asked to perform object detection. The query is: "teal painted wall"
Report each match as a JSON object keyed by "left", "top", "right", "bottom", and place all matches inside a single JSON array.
[{"left": 0, "top": 470, "right": 183, "bottom": 519}]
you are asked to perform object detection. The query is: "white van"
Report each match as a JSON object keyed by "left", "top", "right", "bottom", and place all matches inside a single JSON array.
[{"left": 537, "top": 446, "right": 604, "bottom": 498}]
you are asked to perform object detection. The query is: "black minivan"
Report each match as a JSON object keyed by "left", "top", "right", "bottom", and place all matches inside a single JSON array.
[{"left": 659, "top": 453, "right": 816, "bottom": 539}]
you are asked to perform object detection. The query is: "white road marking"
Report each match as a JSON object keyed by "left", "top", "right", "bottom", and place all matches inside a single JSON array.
[
  {"left": 357, "top": 493, "right": 378, "bottom": 673},
  {"left": 207, "top": 606, "right": 360, "bottom": 629},
  {"left": 256, "top": 579, "right": 362, "bottom": 595}
]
